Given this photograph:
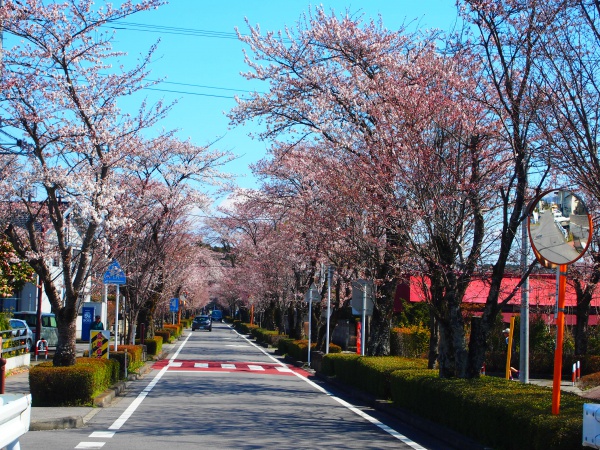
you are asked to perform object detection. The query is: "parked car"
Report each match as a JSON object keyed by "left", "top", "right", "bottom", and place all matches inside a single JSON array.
[
  {"left": 9, "top": 318, "right": 34, "bottom": 351},
  {"left": 192, "top": 315, "right": 212, "bottom": 332},
  {"left": 210, "top": 310, "right": 223, "bottom": 322},
  {"left": 12, "top": 311, "right": 58, "bottom": 348}
]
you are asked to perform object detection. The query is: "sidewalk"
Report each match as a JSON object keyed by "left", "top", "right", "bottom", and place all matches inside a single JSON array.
[{"left": 2, "top": 339, "right": 176, "bottom": 431}]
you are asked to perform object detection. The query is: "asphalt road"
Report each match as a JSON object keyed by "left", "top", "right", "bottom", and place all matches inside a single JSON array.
[{"left": 18, "top": 323, "right": 459, "bottom": 450}]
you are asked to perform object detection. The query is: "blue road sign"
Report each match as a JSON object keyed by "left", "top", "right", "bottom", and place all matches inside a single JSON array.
[
  {"left": 103, "top": 260, "right": 126, "bottom": 285},
  {"left": 169, "top": 298, "right": 179, "bottom": 312}
]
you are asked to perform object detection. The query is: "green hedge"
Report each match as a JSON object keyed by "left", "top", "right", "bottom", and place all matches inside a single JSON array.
[
  {"left": 278, "top": 338, "right": 341, "bottom": 361},
  {"left": 322, "top": 354, "right": 427, "bottom": 398},
  {"left": 250, "top": 327, "right": 288, "bottom": 347},
  {"left": 136, "top": 336, "right": 162, "bottom": 356},
  {"left": 233, "top": 321, "right": 259, "bottom": 335},
  {"left": 390, "top": 326, "right": 430, "bottom": 358},
  {"left": 389, "top": 370, "right": 586, "bottom": 450},
  {"left": 155, "top": 330, "right": 172, "bottom": 344},
  {"left": 163, "top": 324, "right": 182, "bottom": 338},
  {"left": 321, "top": 353, "right": 361, "bottom": 377},
  {"left": 29, "top": 357, "right": 119, "bottom": 406}
]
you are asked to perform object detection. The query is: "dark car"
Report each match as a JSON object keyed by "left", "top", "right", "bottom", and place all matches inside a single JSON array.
[
  {"left": 192, "top": 315, "right": 212, "bottom": 332},
  {"left": 9, "top": 318, "right": 34, "bottom": 351}
]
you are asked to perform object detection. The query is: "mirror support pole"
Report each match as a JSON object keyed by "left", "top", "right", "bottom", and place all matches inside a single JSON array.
[{"left": 552, "top": 265, "right": 567, "bottom": 415}]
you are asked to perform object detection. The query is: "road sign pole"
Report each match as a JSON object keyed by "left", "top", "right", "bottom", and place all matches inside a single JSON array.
[
  {"left": 114, "top": 284, "right": 120, "bottom": 351},
  {"left": 308, "top": 289, "right": 313, "bottom": 367},
  {"left": 362, "top": 287, "right": 366, "bottom": 356},
  {"left": 326, "top": 267, "right": 332, "bottom": 355}
]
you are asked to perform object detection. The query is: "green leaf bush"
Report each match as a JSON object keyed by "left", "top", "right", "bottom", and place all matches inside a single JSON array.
[
  {"left": 155, "top": 329, "right": 173, "bottom": 344},
  {"left": 389, "top": 370, "right": 585, "bottom": 450},
  {"left": 137, "top": 336, "right": 162, "bottom": 356},
  {"left": 250, "top": 327, "right": 288, "bottom": 346},
  {"left": 29, "top": 357, "right": 119, "bottom": 406},
  {"left": 163, "top": 324, "right": 182, "bottom": 338}
]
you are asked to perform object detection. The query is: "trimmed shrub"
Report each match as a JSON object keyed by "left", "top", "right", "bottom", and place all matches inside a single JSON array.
[
  {"left": 234, "top": 321, "right": 259, "bottom": 335},
  {"left": 280, "top": 339, "right": 341, "bottom": 361},
  {"left": 390, "top": 326, "right": 430, "bottom": 358},
  {"left": 29, "top": 357, "right": 119, "bottom": 406},
  {"left": 321, "top": 353, "right": 361, "bottom": 377},
  {"left": 155, "top": 330, "right": 172, "bottom": 344},
  {"left": 389, "top": 370, "right": 585, "bottom": 450},
  {"left": 163, "top": 323, "right": 182, "bottom": 338},
  {"left": 251, "top": 327, "right": 288, "bottom": 346},
  {"left": 139, "top": 336, "right": 162, "bottom": 356}
]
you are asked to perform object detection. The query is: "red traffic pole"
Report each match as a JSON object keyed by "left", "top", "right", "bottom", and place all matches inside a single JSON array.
[
  {"left": 0, "top": 336, "right": 6, "bottom": 394},
  {"left": 552, "top": 265, "right": 567, "bottom": 415}
]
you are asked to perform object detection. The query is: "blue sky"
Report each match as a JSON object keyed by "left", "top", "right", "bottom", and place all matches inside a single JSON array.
[{"left": 107, "top": 1, "right": 461, "bottom": 205}]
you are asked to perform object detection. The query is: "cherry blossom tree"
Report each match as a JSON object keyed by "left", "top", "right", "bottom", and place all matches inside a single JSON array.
[
  {"left": 532, "top": 0, "right": 600, "bottom": 354},
  {"left": 0, "top": 0, "right": 168, "bottom": 366},
  {"left": 0, "top": 237, "right": 34, "bottom": 297},
  {"left": 103, "top": 134, "right": 233, "bottom": 342}
]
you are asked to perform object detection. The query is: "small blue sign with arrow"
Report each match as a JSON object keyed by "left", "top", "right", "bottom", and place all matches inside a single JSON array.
[
  {"left": 103, "top": 260, "right": 126, "bottom": 285},
  {"left": 169, "top": 298, "right": 179, "bottom": 312}
]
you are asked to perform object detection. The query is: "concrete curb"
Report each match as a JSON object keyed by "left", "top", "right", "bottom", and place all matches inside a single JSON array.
[{"left": 30, "top": 415, "right": 84, "bottom": 431}]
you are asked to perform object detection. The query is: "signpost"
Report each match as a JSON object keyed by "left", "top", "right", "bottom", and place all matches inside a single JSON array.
[
  {"left": 103, "top": 260, "right": 126, "bottom": 351},
  {"left": 169, "top": 298, "right": 179, "bottom": 324},
  {"left": 352, "top": 280, "right": 374, "bottom": 356},
  {"left": 304, "top": 283, "right": 320, "bottom": 367}
]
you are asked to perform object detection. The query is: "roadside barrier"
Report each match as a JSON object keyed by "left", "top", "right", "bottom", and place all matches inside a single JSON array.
[
  {"left": 572, "top": 360, "right": 581, "bottom": 386},
  {"left": 35, "top": 339, "right": 48, "bottom": 361}
]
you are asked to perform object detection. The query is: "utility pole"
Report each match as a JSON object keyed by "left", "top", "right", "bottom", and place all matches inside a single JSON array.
[{"left": 520, "top": 219, "right": 530, "bottom": 383}]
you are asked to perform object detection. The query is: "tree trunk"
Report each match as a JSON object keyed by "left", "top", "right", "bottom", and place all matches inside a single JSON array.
[{"left": 53, "top": 306, "right": 78, "bottom": 366}]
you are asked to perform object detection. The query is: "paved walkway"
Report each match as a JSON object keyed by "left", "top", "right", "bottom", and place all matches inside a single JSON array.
[{"left": 2, "top": 340, "right": 176, "bottom": 430}]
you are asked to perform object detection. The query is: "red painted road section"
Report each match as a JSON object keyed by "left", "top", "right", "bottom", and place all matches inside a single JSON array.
[{"left": 152, "top": 359, "right": 311, "bottom": 377}]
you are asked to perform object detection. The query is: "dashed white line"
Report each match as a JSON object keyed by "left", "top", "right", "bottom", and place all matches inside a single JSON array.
[
  {"left": 221, "top": 363, "right": 236, "bottom": 369},
  {"left": 248, "top": 365, "right": 265, "bottom": 371},
  {"left": 75, "top": 443, "right": 105, "bottom": 449},
  {"left": 194, "top": 362, "right": 209, "bottom": 368},
  {"left": 88, "top": 432, "right": 115, "bottom": 438}
]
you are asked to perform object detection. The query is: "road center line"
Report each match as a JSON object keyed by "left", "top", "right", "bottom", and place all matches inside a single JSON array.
[{"left": 230, "top": 325, "right": 426, "bottom": 449}]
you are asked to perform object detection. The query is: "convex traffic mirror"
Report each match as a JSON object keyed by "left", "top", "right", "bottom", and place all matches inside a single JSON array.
[{"left": 527, "top": 189, "right": 592, "bottom": 266}]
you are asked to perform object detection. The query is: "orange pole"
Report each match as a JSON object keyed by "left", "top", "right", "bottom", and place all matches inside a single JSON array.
[
  {"left": 552, "top": 264, "right": 567, "bottom": 415},
  {"left": 505, "top": 316, "right": 516, "bottom": 380},
  {"left": 250, "top": 304, "right": 254, "bottom": 326}
]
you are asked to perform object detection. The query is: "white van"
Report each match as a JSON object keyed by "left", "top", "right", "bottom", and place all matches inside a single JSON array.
[{"left": 12, "top": 311, "right": 59, "bottom": 348}]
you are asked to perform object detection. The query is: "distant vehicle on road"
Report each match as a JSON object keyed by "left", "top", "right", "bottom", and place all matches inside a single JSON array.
[
  {"left": 12, "top": 311, "right": 58, "bottom": 348},
  {"left": 192, "top": 315, "right": 212, "bottom": 332},
  {"left": 210, "top": 310, "right": 223, "bottom": 322},
  {"left": 9, "top": 318, "right": 33, "bottom": 351}
]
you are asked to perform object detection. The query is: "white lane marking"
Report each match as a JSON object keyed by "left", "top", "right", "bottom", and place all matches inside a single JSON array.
[
  {"left": 230, "top": 326, "right": 426, "bottom": 450},
  {"left": 170, "top": 362, "right": 182, "bottom": 367},
  {"left": 194, "top": 363, "right": 209, "bottom": 368},
  {"left": 75, "top": 443, "right": 105, "bottom": 449},
  {"left": 275, "top": 366, "right": 293, "bottom": 373},
  {"left": 221, "top": 363, "right": 236, "bottom": 369},
  {"left": 225, "top": 344, "right": 250, "bottom": 348},
  {"left": 107, "top": 334, "right": 191, "bottom": 431},
  {"left": 248, "top": 365, "right": 265, "bottom": 371},
  {"left": 88, "top": 432, "right": 115, "bottom": 438}
]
